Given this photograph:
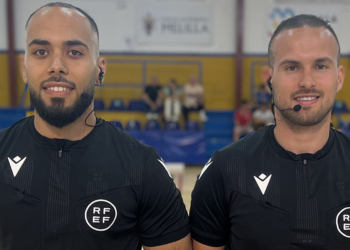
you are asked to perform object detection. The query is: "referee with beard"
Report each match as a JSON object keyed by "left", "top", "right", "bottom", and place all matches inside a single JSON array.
[
  {"left": 0, "top": 2, "right": 191, "bottom": 249},
  {"left": 190, "top": 15, "right": 350, "bottom": 250}
]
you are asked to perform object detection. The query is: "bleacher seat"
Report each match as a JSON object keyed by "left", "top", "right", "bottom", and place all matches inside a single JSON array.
[
  {"left": 109, "top": 99, "right": 125, "bottom": 110},
  {"left": 334, "top": 101, "right": 350, "bottom": 113},
  {"left": 94, "top": 99, "right": 105, "bottom": 110},
  {"left": 339, "top": 120, "right": 350, "bottom": 131},
  {"left": 145, "top": 120, "right": 161, "bottom": 131},
  {"left": 165, "top": 121, "right": 180, "bottom": 131},
  {"left": 125, "top": 119, "right": 141, "bottom": 131},
  {"left": 109, "top": 121, "right": 123, "bottom": 129},
  {"left": 185, "top": 120, "right": 200, "bottom": 131},
  {"left": 128, "top": 99, "right": 147, "bottom": 112},
  {"left": 0, "top": 108, "right": 27, "bottom": 130}
]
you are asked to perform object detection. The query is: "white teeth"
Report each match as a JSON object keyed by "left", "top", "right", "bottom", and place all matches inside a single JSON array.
[
  {"left": 47, "top": 87, "right": 70, "bottom": 92},
  {"left": 297, "top": 97, "right": 317, "bottom": 101}
]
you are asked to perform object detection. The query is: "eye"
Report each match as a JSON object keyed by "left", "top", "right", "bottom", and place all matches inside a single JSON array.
[
  {"left": 34, "top": 49, "right": 48, "bottom": 56},
  {"left": 286, "top": 65, "right": 298, "bottom": 71},
  {"left": 315, "top": 64, "right": 327, "bottom": 70},
  {"left": 68, "top": 50, "right": 83, "bottom": 56}
]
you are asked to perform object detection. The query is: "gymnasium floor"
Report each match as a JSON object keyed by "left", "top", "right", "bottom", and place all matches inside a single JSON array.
[{"left": 172, "top": 166, "right": 202, "bottom": 213}]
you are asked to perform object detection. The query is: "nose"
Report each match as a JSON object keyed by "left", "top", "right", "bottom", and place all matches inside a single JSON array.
[
  {"left": 299, "top": 69, "right": 315, "bottom": 89},
  {"left": 47, "top": 53, "right": 68, "bottom": 75}
]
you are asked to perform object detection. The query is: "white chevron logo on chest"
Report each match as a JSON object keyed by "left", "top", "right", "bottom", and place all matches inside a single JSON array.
[
  {"left": 8, "top": 156, "right": 27, "bottom": 177},
  {"left": 254, "top": 173, "right": 272, "bottom": 195}
]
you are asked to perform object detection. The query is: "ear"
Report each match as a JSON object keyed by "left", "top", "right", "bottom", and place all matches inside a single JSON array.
[
  {"left": 96, "top": 57, "right": 106, "bottom": 85},
  {"left": 336, "top": 65, "right": 344, "bottom": 93},
  {"left": 268, "top": 68, "right": 273, "bottom": 88},
  {"left": 20, "top": 53, "right": 28, "bottom": 83}
]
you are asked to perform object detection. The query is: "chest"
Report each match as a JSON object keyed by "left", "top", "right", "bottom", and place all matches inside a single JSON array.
[
  {"left": 0, "top": 146, "right": 142, "bottom": 249},
  {"left": 226, "top": 155, "right": 350, "bottom": 249}
]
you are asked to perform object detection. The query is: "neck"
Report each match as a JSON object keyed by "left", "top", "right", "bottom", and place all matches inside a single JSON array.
[
  {"left": 33, "top": 105, "right": 96, "bottom": 141},
  {"left": 274, "top": 112, "right": 331, "bottom": 155}
]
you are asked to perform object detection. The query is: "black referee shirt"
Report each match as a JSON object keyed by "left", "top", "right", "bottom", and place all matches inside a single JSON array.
[
  {"left": 0, "top": 117, "right": 189, "bottom": 250},
  {"left": 190, "top": 125, "right": 350, "bottom": 249}
]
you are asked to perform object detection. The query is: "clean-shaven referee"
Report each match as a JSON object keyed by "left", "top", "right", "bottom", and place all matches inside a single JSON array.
[
  {"left": 0, "top": 2, "right": 191, "bottom": 249},
  {"left": 190, "top": 15, "right": 350, "bottom": 249}
]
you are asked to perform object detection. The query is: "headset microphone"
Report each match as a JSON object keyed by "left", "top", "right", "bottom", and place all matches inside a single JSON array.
[
  {"left": 293, "top": 104, "right": 302, "bottom": 112},
  {"left": 81, "top": 92, "right": 92, "bottom": 100},
  {"left": 275, "top": 104, "right": 302, "bottom": 112}
]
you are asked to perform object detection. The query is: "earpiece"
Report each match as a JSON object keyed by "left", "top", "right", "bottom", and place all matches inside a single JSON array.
[
  {"left": 98, "top": 67, "right": 105, "bottom": 86},
  {"left": 267, "top": 77, "right": 272, "bottom": 91}
]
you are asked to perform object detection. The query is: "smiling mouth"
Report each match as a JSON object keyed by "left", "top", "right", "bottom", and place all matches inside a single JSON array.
[
  {"left": 295, "top": 96, "right": 319, "bottom": 101},
  {"left": 45, "top": 86, "right": 73, "bottom": 92}
]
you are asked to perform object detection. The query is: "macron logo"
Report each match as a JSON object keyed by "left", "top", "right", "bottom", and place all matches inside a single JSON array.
[
  {"left": 254, "top": 173, "right": 272, "bottom": 195},
  {"left": 8, "top": 156, "right": 27, "bottom": 177}
]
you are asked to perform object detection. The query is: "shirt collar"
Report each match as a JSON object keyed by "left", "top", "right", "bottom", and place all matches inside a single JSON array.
[
  {"left": 26, "top": 116, "right": 101, "bottom": 149},
  {"left": 268, "top": 125, "right": 335, "bottom": 161}
]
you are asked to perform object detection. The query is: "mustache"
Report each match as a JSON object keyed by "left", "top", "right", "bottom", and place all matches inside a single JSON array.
[
  {"left": 40, "top": 76, "right": 76, "bottom": 89},
  {"left": 291, "top": 89, "right": 323, "bottom": 98}
]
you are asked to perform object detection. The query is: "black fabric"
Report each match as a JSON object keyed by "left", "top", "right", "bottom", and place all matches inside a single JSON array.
[
  {"left": 190, "top": 125, "right": 350, "bottom": 249},
  {"left": 182, "top": 105, "right": 204, "bottom": 122},
  {"left": 0, "top": 116, "right": 189, "bottom": 250},
  {"left": 144, "top": 86, "right": 161, "bottom": 102}
]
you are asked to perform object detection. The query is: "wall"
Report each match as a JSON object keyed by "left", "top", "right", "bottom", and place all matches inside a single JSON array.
[
  {"left": 244, "top": 0, "right": 350, "bottom": 55},
  {"left": 12, "top": 0, "right": 235, "bottom": 54},
  {"left": 89, "top": 54, "right": 235, "bottom": 110},
  {"left": 1, "top": 0, "right": 350, "bottom": 109}
]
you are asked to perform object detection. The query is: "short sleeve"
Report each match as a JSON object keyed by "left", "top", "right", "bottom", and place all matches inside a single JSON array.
[
  {"left": 190, "top": 152, "right": 230, "bottom": 247},
  {"left": 137, "top": 149, "right": 190, "bottom": 247}
]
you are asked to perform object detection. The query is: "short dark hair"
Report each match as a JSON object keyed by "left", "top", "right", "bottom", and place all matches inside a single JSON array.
[
  {"left": 268, "top": 14, "right": 340, "bottom": 68},
  {"left": 25, "top": 2, "right": 99, "bottom": 41}
]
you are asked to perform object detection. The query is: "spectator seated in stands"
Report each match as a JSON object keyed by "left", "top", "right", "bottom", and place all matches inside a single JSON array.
[
  {"left": 163, "top": 78, "right": 182, "bottom": 122},
  {"left": 182, "top": 75, "right": 207, "bottom": 122},
  {"left": 254, "top": 83, "right": 271, "bottom": 109},
  {"left": 143, "top": 75, "right": 163, "bottom": 120},
  {"left": 234, "top": 100, "right": 254, "bottom": 141},
  {"left": 253, "top": 102, "right": 274, "bottom": 130}
]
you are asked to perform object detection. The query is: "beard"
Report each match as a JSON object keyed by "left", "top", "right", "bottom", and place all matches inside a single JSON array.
[
  {"left": 29, "top": 77, "right": 94, "bottom": 129},
  {"left": 274, "top": 88, "right": 334, "bottom": 127}
]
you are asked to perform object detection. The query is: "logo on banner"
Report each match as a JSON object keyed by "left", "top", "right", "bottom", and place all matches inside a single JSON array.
[
  {"left": 144, "top": 13, "right": 155, "bottom": 35},
  {"left": 85, "top": 199, "right": 117, "bottom": 231},
  {"left": 336, "top": 207, "right": 350, "bottom": 238},
  {"left": 267, "top": 7, "right": 295, "bottom": 38},
  {"left": 137, "top": 4, "right": 212, "bottom": 44}
]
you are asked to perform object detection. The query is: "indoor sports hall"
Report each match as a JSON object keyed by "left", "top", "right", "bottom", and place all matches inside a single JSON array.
[{"left": 1, "top": 0, "right": 350, "bottom": 212}]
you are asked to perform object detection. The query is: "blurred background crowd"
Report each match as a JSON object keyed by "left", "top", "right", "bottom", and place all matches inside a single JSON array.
[{"left": 1, "top": 0, "right": 350, "bottom": 167}]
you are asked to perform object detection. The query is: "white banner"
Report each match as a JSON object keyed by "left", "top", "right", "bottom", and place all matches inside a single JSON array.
[
  {"left": 266, "top": 4, "right": 343, "bottom": 47},
  {"left": 136, "top": 3, "right": 212, "bottom": 45}
]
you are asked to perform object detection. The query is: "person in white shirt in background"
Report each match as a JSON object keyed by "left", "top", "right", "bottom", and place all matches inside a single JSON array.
[
  {"left": 164, "top": 78, "right": 182, "bottom": 122},
  {"left": 183, "top": 75, "right": 208, "bottom": 122},
  {"left": 253, "top": 102, "right": 275, "bottom": 130}
]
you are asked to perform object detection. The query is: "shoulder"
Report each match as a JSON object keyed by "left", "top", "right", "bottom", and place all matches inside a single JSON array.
[
  {"left": 217, "top": 126, "right": 270, "bottom": 164},
  {"left": 0, "top": 117, "right": 31, "bottom": 141},
  {"left": 333, "top": 128, "right": 350, "bottom": 146},
  {"left": 102, "top": 120, "right": 156, "bottom": 158}
]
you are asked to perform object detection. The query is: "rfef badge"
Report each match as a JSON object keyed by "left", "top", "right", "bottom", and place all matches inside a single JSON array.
[
  {"left": 337, "top": 207, "right": 350, "bottom": 238},
  {"left": 85, "top": 199, "right": 117, "bottom": 231}
]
